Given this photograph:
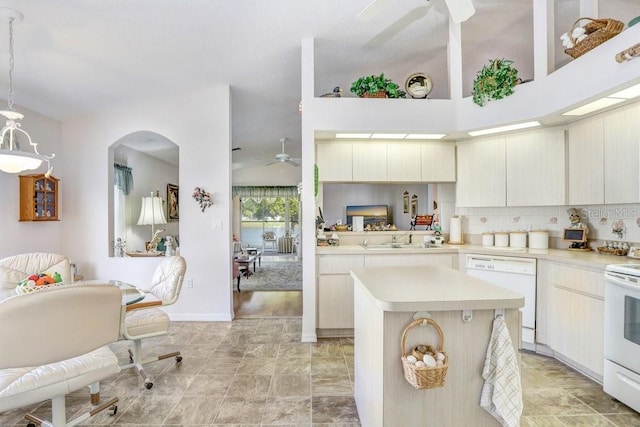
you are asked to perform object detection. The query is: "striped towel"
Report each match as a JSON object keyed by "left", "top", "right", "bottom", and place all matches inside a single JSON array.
[{"left": 480, "top": 315, "right": 523, "bottom": 427}]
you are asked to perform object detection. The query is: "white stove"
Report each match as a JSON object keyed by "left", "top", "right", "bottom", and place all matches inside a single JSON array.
[{"left": 604, "top": 264, "right": 640, "bottom": 413}]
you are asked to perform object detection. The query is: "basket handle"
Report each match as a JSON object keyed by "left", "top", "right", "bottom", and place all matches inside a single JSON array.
[
  {"left": 400, "top": 318, "right": 445, "bottom": 356},
  {"left": 568, "top": 17, "right": 601, "bottom": 43}
]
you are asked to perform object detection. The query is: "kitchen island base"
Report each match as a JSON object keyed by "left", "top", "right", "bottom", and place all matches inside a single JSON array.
[{"left": 352, "top": 267, "right": 522, "bottom": 427}]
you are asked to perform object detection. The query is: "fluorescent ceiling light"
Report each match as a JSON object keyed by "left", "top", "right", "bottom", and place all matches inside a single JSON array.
[
  {"left": 609, "top": 83, "right": 640, "bottom": 99},
  {"left": 371, "top": 133, "right": 407, "bottom": 139},
  {"left": 335, "top": 133, "right": 371, "bottom": 139},
  {"left": 468, "top": 121, "right": 541, "bottom": 137},
  {"left": 562, "top": 98, "right": 624, "bottom": 116},
  {"left": 405, "top": 134, "right": 446, "bottom": 140}
]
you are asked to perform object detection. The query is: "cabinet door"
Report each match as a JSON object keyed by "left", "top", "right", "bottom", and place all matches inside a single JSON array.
[
  {"left": 506, "top": 128, "right": 566, "bottom": 206},
  {"left": 316, "top": 142, "right": 353, "bottom": 182},
  {"left": 317, "top": 274, "right": 354, "bottom": 329},
  {"left": 456, "top": 136, "right": 506, "bottom": 207},
  {"left": 352, "top": 141, "right": 387, "bottom": 181},
  {"left": 364, "top": 254, "right": 454, "bottom": 267},
  {"left": 547, "top": 263, "right": 604, "bottom": 377},
  {"left": 568, "top": 116, "right": 604, "bottom": 205},
  {"left": 387, "top": 142, "right": 421, "bottom": 182},
  {"left": 421, "top": 141, "right": 456, "bottom": 182},
  {"left": 604, "top": 102, "right": 640, "bottom": 204}
]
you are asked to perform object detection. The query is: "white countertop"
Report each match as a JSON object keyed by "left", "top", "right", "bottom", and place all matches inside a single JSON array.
[
  {"left": 318, "top": 243, "right": 636, "bottom": 270},
  {"left": 350, "top": 265, "right": 524, "bottom": 312}
]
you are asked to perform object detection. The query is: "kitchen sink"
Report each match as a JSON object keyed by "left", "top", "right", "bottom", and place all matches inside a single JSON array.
[{"left": 360, "top": 242, "right": 443, "bottom": 249}]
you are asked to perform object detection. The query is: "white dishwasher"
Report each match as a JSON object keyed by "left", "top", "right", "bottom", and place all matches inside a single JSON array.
[{"left": 466, "top": 254, "right": 537, "bottom": 350}]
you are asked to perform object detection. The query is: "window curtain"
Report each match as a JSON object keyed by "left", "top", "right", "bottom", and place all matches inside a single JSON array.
[
  {"left": 232, "top": 186, "right": 298, "bottom": 198},
  {"left": 114, "top": 163, "right": 134, "bottom": 196}
]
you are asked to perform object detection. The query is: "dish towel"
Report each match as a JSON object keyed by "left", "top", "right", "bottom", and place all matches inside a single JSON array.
[{"left": 480, "top": 315, "right": 523, "bottom": 427}]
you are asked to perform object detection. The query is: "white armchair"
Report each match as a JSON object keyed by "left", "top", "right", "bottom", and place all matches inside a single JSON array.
[
  {"left": 0, "top": 283, "right": 123, "bottom": 427},
  {"left": 0, "top": 253, "right": 73, "bottom": 301}
]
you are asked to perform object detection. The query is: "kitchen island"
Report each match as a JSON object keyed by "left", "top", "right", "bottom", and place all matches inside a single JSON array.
[{"left": 351, "top": 265, "right": 524, "bottom": 427}]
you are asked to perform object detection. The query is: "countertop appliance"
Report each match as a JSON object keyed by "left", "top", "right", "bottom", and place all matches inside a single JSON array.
[
  {"left": 604, "top": 264, "right": 640, "bottom": 412},
  {"left": 466, "top": 254, "right": 537, "bottom": 350}
]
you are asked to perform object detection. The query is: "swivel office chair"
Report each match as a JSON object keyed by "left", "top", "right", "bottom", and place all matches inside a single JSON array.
[{"left": 121, "top": 256, "right": 186, "bottom": 389}]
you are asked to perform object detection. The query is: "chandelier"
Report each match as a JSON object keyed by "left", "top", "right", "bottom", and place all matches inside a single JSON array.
[{"left": 0, "top": 8, "right": 54, "bottom": 175}]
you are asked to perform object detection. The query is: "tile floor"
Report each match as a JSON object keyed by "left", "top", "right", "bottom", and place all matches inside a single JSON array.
[{"left": 2, "top": 318, "right": 639, "bottom": 426}]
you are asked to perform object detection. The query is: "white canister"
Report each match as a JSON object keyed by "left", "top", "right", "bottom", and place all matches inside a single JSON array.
[
  {"left": 509, "top": 231, "right": 527, "bottom": 248},
  {"left": 482, "top": 233, "right": 494, "bottom": 247},
  {"left": 494, "top": 232, "right": 509, "bottom": 247},
  {"left": 528, "top": 230, "right": 549, "bottom": 249}
]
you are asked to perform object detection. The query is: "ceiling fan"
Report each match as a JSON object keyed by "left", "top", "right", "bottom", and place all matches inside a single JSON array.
[
  {"left": 266, "top": 138, "right": 301, "bottom": 167},
  {"left": 357, "top": 0, "right": 475, "bottom": 24}
]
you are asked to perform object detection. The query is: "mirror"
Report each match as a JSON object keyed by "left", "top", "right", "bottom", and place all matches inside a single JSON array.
[{"left": 108, "top": 131, "right": 179, "bottom": 257}]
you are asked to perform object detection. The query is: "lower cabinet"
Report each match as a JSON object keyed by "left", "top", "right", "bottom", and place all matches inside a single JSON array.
[
  {"left": 316, "top": 253, "right": 455, "bottom": 332},
  {"left": 545, "top": 262, "right": 604, "bottom": 378}
]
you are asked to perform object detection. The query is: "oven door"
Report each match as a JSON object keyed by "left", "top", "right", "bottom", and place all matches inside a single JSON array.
[{"left": 604, "top": 271, "right": 640, "bottom": 374}]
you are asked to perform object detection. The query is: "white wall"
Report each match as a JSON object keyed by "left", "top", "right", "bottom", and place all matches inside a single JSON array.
[
  {"left": 59, "top": 85, "right": 233, "bottom": 321},
  {"left": 0, "top": 104, "right": 64, "bottom": 258},
  {"left": 233, "top": 163, "right": 300, "bottom": 186}
]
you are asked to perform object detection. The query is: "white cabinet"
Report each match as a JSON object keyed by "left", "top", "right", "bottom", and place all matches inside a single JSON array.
[
  {"left": 604, "top": 102, "right": 640, "bottom": 204},
  {"left": 316, "top": 142, "right": 353, "bottom": 182},
  {"left": 316, "top": 254, "right": 364, "bottom": 329},
  {"left": 421, "top": 141, "right": 456, "bottom": 182},
  {"left": 364, "top": 253, "right": 454, "bottom": 268},
  {"left": 568, "top": 116, "right": 604, "bottom": 205},
  {"left": 387, "top": 142, "right": 421, "bottom": 181},
  {"left": 546, "top": 262, "right": 604, "bottom": 378},
  {"left": 505, "top": 127, "right": 566, "bottom": 206},
  {"left": 456, "top": 136, "right": 506, "bottom": 207},
  {"left": 352, "top": 141, "right": 387, "bottom": 181}
]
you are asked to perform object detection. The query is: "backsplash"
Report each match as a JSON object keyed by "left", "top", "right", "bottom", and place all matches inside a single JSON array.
[{"left": 456, "top": 204, "right": 640, "bottom": 248}]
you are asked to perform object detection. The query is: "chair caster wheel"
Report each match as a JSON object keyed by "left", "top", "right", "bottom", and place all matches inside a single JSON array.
[
  {"left": 108, "top": 405, "right": 118, "bottom": 416},
  {"left": 145, "top": 382, "right": 153, "bottom": 389},
  {"left": 176, "top": 356, "right": 183, "bottom": 363},
  {"left": 27, "top": 423, "right": 36, "bottom": 427}
]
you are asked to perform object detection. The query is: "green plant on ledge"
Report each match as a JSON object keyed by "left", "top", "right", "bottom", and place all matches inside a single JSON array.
[
  {"left": 472, "top": 59, "right": 519, "bottom": 107},
  {"left": 350, "top": 73, "right": 406, "bottom": 98}
]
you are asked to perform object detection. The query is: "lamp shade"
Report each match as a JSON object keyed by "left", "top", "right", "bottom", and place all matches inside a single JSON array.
[
  {"left": 137, "top": 195, "right": 167, "bottom": 226},
  {"left": 0, "top": 150, "right": 42, "bottom": 172}
]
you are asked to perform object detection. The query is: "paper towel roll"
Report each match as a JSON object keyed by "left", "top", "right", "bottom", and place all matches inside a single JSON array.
[{"left": 449, "top": 215, "right": 463, "bottom": 244}]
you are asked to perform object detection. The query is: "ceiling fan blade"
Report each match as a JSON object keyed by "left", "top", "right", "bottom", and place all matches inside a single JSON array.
[
  {"left": 265, "top": 160, "right": 278, "bottom": 166},
  {"left": 286, "top": 159, "right": 301, "bottom": 167},
  {"left": 357, "top": 0, "right": 392, "bottom": 21},
  {"left": 444, "top": 0, "right": 475, "bottom": 23}
]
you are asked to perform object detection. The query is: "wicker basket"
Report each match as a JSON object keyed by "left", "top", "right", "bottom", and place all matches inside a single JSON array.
[
  {"left": 565, "top": 17, "right": 624, "bottom": 59},
  {"left": 400, "top": 318, "right": 448, "bottom": 389},
  {"left": 362, "top": 90, "right": 387, "bottom": 98}
]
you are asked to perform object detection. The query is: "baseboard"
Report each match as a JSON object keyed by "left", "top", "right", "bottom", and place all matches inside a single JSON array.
[{"left": 317, "top": 328, "right": 354, "bottom": 338}]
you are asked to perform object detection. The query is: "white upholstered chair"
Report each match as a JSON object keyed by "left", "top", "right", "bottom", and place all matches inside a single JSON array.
[
  {"left": 121, "top": 255, "right": 186, "bottom": 389},
  {"left": 0, "top": 283, "right": 123, "bottom": 427},
  {"left": 0, "top": 253, "right": 73, "bottom": 301}
]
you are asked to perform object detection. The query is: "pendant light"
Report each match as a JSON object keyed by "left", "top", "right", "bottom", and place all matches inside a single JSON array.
[{"left": 0, "top": 8, "right": 54, "bottom": 175}]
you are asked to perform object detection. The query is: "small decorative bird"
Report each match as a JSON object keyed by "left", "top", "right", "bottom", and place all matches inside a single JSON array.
[{"left": 320, "top": 86, "right": 343, "bottom": 97}]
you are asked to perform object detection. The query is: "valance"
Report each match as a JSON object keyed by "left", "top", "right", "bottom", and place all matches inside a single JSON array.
[
  {"left": 232, "top": 186, "right": 298, "bottom": 198},
  {"left": 114, "top": 163, "right": 134, "bottom": 195}
]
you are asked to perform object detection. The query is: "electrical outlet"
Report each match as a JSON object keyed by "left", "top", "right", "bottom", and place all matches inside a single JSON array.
[
  {"left": 213, "top": 219, "right": 223, "bottom": 230},
  {"left": 186, "top": 278, "right": 193, "bottom": 288}
]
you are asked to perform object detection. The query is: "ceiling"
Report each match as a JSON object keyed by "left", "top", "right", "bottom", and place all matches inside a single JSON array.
[{"left": 0, "top": 1, "right": 638, "bottom": 171}]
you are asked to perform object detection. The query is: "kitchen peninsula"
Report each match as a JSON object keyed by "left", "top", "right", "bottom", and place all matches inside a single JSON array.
[{"left": 351, "top": 265, "right": 523, "bottom": 427}]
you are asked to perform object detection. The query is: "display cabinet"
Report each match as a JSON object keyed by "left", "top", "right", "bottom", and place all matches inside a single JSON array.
[{"left": 19, "top": 174, "right": 59, "bottom": 221}]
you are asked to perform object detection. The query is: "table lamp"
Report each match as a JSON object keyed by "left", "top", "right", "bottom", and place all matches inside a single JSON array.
[{"left": 137, "top": 191, "right": 167, "bottom": 251}]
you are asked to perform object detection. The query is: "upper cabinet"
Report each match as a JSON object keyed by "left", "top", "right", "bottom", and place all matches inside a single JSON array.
[
  {"left": 603, "top": 102, "right": 640, "bottom": 204},
  {"left": 421, "top": 142, "right": 456, "bottom": 182},
  {"left": 316, "top": 141, "right": 353, "bottom": 182},
  {"left": 352, "top": 141, "right": 387, "bottom": 182},
  {"left": 456, "top": 136, "right": 506, "bottom": 207},
  {"left": 19, "top": 174, "right": 59, "bottom": 221},
  {"left": 316, "top": 140, "right": 456, "bottom": 183},
  {"left": 568, "top": 116, "right": 604, "bottom": 205},
  {"left": 506, "top": 128, "right": 566, "bottom": 207}
]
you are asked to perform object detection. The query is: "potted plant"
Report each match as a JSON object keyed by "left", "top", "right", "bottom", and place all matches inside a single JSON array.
[
  {"left": 471, "top": 59, "right": 519, "bottom": 107},
  {"left": 350, "top": 73, "right": 406, "bottom": 98}
]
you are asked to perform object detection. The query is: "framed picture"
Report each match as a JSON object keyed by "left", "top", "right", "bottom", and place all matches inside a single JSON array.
[
  {"left": 403, "top": 191, "right": 409, "bottom": 214},
  {"left": 167, "top": 183, "right": 179, "bottom": 221},
  {"left": 410, "top": 194, "right": 418, "bottom": 217}
]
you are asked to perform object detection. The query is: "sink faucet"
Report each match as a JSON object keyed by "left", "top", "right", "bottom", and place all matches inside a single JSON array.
[
  {"left": 409, "top": 233, "right": 413, "bottom": 244},
  {"left": 392, "top": 234, "right": 397, "bottom": 243}
]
